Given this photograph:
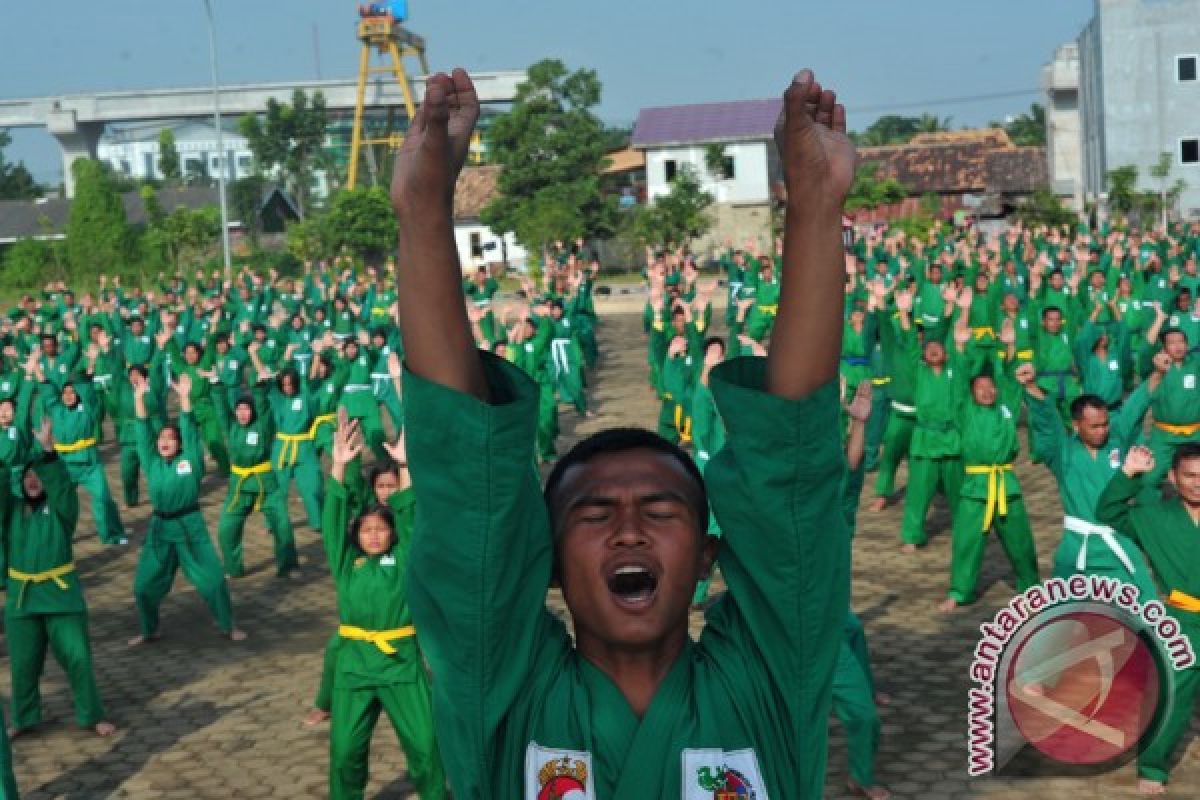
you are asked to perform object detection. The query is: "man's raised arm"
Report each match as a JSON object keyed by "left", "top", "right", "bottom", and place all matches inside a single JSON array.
[
  {"left": 767, "top": 70, "right": 856, "bottom": 399},
  {"left": 390, "top": 69, "right": 488, "bottom": 400}
]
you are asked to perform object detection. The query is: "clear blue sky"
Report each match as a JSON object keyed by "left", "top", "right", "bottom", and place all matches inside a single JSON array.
[{"left": 1, "top": 0, "right": 1095, "bottom": 185}]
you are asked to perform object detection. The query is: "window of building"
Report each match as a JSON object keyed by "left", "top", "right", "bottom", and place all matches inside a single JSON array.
[
  {"left": 211, "top": 156, "right": 221, "bottom": 170},
  {"left": 144, "top": 153, "right": 155, "bottom": 177},
  {"left": 1182, "top": 138, "right": 1200, "bottom": 165},
  {"left": 238, "top": 155, "right": 252, "bottom": 170},
  {"left": 723, "top": 155, "right": 736, "bottom": 180},
  {"left": 1179, "top": 55, "right": 1198, "bottom": 82},
  {"left": 664, "top": 159, "right": 677, "bottom": 183},
  {"left": 469, "top": 231, "right": 484, "bottom": 258}
]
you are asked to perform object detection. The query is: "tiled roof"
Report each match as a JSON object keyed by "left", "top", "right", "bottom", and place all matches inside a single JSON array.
[
  {"left": 453, "top": 165, "right": 501, "bottom": 221},
  {"left": 859, "top": 129, "right": 1047, "bottom": 195},
  {"left": 631, "top": 98, "right": 782, "bottom": 149}
]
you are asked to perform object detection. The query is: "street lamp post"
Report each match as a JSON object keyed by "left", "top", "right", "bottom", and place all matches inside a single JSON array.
[{"left": 202, "top": 0, "right": 233, "bottom": 280}]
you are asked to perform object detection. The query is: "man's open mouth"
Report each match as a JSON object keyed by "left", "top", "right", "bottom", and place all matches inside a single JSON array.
[{"left": 606, "top": 564, "right": 659, "bottom": 608}]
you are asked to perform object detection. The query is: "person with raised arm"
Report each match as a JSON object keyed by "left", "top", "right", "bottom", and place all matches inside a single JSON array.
[
  {"left": 396, "top": 67, "right": 854, "bottom": 798},
  {"left": 127, "top": 372, "right": 246, "bottom": 646}
]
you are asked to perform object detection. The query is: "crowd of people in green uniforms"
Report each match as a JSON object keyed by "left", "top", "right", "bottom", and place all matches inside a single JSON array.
[{"left": 4, "top": 63, "right": 1200, "bottom": 800}]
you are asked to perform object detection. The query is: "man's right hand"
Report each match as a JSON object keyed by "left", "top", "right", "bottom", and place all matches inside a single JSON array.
[{"left": 1123, "top": 445, "right": 1154, "bottom": 478}]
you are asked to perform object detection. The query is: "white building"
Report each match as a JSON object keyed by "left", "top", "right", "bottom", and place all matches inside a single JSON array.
[
  {"left": 98, "top": 121, "right": 256, "bottom": 184},
  {"left": 452, "top": 166, "right": 527, "bottom": 272},
  {"left": 631, "top": 98, "right": 783, "bottom": 246},
  {"left": 1043, "top": 43, "right": 1084, "bottom": 209},
  {"left": 1052, "top": 0, "right": 1200, "bottom": 217}
]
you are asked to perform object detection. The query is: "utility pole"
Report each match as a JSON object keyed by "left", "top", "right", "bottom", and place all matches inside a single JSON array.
[{"left": 202, "top": 0, "right": 234, "bottom": 280}]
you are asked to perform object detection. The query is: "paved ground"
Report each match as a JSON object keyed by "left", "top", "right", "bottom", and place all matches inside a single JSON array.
[{"left": 4, "top": 298, "right": 1199, "bottom": 798}]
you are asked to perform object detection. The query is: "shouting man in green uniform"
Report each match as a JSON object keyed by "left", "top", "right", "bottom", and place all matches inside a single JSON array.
[{"left": 393, "top": 67, "right": 853, "bottom": 799}]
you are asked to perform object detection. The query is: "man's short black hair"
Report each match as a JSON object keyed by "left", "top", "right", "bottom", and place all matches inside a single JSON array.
[
  {"left": 1172, "top": 442, "right": 1200, "bottom": 471},
  {"left": 543, "top": 427, "right": 709, "bottom": 539},
  {"left": 1070, "top": 393, "right": 1108, "bottom": 421},
  {"left": 1042, "top": 305, "right": 1063, "bottom": 320},
  {"left": 1161, "top": 327, "right": 1188, "bottom": 346}
]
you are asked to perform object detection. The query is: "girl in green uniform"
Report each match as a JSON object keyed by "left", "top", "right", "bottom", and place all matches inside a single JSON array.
[
  {"left": 2, "top": 418, "right": 117, "bottom": 740},
  {"left": 323, "top": 415, "right": 446, "bottom": 800},
  {"left": 217, "top": 395, "right": 297, "bottom": 578},
  {"left": 128, "top": 373, "right": 246, "bottom": 646},
  {"left": 267, "top": 366, "right": 328, "bottom": 530}
]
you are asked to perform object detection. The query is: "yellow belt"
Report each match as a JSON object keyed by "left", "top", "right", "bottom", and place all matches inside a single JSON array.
[
  {"left": 1155, "top": 420, "right": 1200, "bottom": 437},
  {"left": 673, "top": 404, "right": 692, "bottom": 445},
  {"left": 972, "top": 326, "right": 996, "bottom": 340},
  {"left": 275, "top": 414, "right": 336, "bottom": 469},
  {"left": 8, "top": 563, "right": 75, "bottom": 609},
  {"left": 1166, "top": 590, "right": 1200, "bottom": 613},
  {"left": 1015, "top": 349, "right": 1035, "bottom": 361},
  {"left": 228, "top": 462, "right": 271, "bottom": 512},
  {"left": 54, "top": 437, "right": 96, "bottom": 454},
  {"left": 338, "top": 624, "right": 416, "bottom": 655},
  {"left": 872, "top": 377, "right": 891, "bottom": 386},
  {"left": 964, "top": 464, "right": 1014, "bottom": 531},
  {"left": 757, "top": 304, "right": 778, "bottom": 316},
  {"left": 370, "top": 308, "right": 390, "bottom": 317}
]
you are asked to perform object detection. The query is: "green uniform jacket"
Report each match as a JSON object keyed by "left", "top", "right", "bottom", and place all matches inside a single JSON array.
[
  {"left": 1027, "top": 382, "right": 1153, "bottom": 519},
  {"left": 406, "top": 353, "right": 848, "bottom": 800},
  {"left": 136, "top": 411, "right": 204, "bottom": 520},
  {"left": 1, "top": 455, "right": 82, "bottom": 616}
]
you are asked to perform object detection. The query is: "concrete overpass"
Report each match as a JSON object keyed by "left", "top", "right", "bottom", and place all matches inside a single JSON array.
[{"left": 0, "top": 71, "right": 524, "bottom": 194}]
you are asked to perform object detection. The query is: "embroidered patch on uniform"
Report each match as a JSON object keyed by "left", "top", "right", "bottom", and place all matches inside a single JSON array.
[
  {"left": 379, "top": 554, "right": 396, "bottom": 567},
  {"left": 1108, "top": 359, "right": 1120, "bottom": 371},
  {"left": 1110, "top": 448, "right": 1122, "bottom": 470},
  {"left": 682, "top": 749, "right": 768, "bottom": 800},
  {"left": 228, "top": 360, "right": 238, "bottom": 371},
  {"left": 1, "top": 382, "right": 9, "bottom": 392},
  {"left": 1185, "top": 375, "right": 1196, "bottom": 390},
  {"left": 291, "top": 398, "right": 303, "bottom": 412},
  {"left": 8, "top": 429, "right": 16, "bottom": 441},
  {"left": 1019, "top": 319, "right": 1028, "bottom": 329},
  {"left": 246, "top": 431, "right": 259, "bottom": 446},
  {"left": 524, "top": 743, "right": 594, "bottom": 800},
  {"left": 1001, "top": 405, "right": 1013, "bottom": 419},
  {"left": 176, "top": 460, "right": 193, "bottom": 476},
  {"left": 58, "top": 364, "right": 66, "bottom": 373}
]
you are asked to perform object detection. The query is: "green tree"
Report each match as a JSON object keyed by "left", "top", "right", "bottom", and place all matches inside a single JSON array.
[
  {"left": 703, "top": 143, "right": 733, "bottom": 180},
  {"left": 158, "top": 128, "right": 182, "bottom": 185},
  {"left": 322, "top": 186, "right": 397, "bottom": 264},
  {"left": 286, "top": 216, "right": 329, "bottom": 262},
  {"left": 853, "top": 115, "right": 930, "bottom": 147},
  {"left": 623, "top": 166, "right": 714, "bottom": 249},
  {"left": 239, "top": 89, "right": 328, "bottom": 216},
  {"left": 1002, "top": 103, "right": 1046, "bottom": 146},
  {"left": 1106, "top": 165, "right": 1139, "bottom": 214},
  {"left": 2, "top": 238, "right": 55, "bottom": 288},
  {"left": 0, "top": 130, "right": 39, "bottom": 199},
  {"left": 1015, "top": 189, "right": 1077, "bottom": 229},
  {"left": 845, "top": 163, "right": 907, "bottom": 211},
  {"left": 138, "top": 185, "right": 221, "bottom": 270},
  {"left": 184, "top": 158, "right": 212, "bottom": 187},
  {"left": 66, "top": 159, "right": 132, "bottom": 278},
  {"left": 481, "top": 59, "right": 617, "bottom": 254},
  {"left": 230, "top": 174, "right": 266, "bottom": 244}
]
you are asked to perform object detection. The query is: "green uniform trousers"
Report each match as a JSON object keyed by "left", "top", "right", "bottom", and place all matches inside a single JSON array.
[
  {"left": 656, "top": 399, "right": 691, "bottom": 445},
  {"left": 134, "top": 516, "right": 235, "bottom": 636},
  {"left": 947, "top": 496, "right": 1039, "bottom": 604},
  {"left": 64, "top": 461, "right": 126, "bottom": 544},
  {"left": 329, "top": 674, "right": 447, "bottom": 800},
  {"left": 0, "top": 704, "right": 16, "bottom": 799},
  {"left": 832, "top": 613, "right": 881, "bottom": 788},
  {"left": 193, "top": 403, "right": 230, "bottom": 476},
  {"left": 873, "top": 411, "right": 914, "bottom": 499},
  {"left": 119, "top": 446, "right": 143, "bottom": 507},
  {"left": 217, "top": 484, "right": 297, "bottom": 577},
  {"left": 276, "top": 457, "right": 324, "bottom": 530},
  {"left": 1139, "top": 653, "right": 1200, "bottom": 783},
  {"left": 7, "top": 612, "right": 105, "bottom": 730},
  {"left": 536, "top": 379, "right": 559, "bottom": 462},
  {"left": 900, "top": 455, "right": 962, "bottom": 545},
  {"left": 863, "top": 381, "right": 890, "bottom": 472},
  {"left": 313, "top": 634, "right": 341, "bottom": 712}
]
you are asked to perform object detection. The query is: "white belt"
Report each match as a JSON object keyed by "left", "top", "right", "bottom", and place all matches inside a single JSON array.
[
  {"left": 891, "top": 400, "right": 916, "bottom": 415},
  {"left": 343, "top": 384, "right": 372, "bottom": 394},
  {"left": 93, "top": 375, "right": 113, "bottom": 386},
  {"left": 551, "top": 338, "right": 572, "bottom": 376},
  {"left": 1064, "top": 515, "right": 1136, "bottom": 576}
]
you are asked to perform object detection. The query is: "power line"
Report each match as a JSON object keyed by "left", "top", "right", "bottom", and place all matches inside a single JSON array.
[{"left": 848, "top": 88, "right": 1041, "bottom": 115}]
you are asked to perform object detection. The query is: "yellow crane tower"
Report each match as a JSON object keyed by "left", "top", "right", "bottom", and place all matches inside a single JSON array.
[{"left": 346, "top": 2, "right": 428, "bottom": 189}]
